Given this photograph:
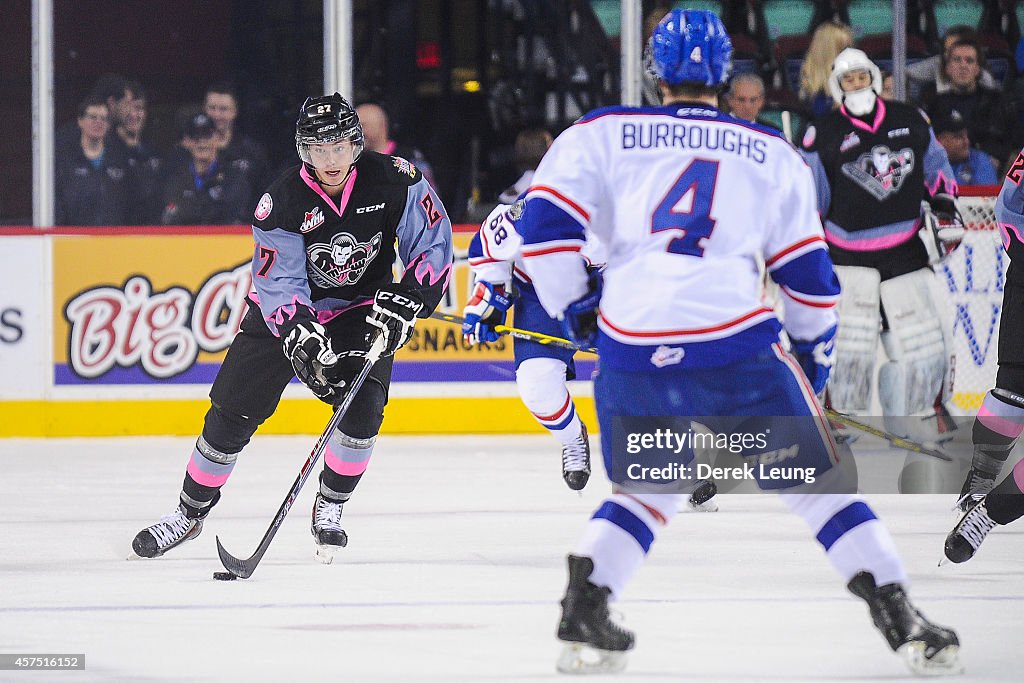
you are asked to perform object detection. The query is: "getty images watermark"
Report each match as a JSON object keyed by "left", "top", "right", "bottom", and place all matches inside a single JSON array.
[{"left": 624, "top": 426, "right": 818, "bottom": 486}]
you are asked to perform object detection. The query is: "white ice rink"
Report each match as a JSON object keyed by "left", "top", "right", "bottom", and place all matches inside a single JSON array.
[{"left": 1, "top": 434, "right": 1021, "bottom": 682}]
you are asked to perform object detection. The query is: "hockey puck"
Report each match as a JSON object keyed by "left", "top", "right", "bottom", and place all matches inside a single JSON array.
[{"left": 213, "top": 571, "right": 238, "bottom": 581}]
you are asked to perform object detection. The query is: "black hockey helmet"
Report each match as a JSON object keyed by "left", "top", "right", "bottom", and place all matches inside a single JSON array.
[{"left": 295, "top": 93, "right": 363, "bottom": 166}]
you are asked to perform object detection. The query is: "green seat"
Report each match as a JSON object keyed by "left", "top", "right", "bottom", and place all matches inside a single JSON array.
[
  {"left": 761, "top": 0, "right": 816, "bottom": 40},
  {"left": 845, "top": 0, "right": 894, "bottom": 38},
  {"left": 933, "top": 0, "right": 984, "bottom": 35},
  {"left": 590, "top": 0, "right": 620, "bottom": 38}
]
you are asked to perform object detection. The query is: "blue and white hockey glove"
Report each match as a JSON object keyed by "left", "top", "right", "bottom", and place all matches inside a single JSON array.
[
  {"left": 462, "top": 281, "right": 514, "bottom": 345},
  {"left": 790, "top": 325, "right": 837, "bottom": 396},
  {"left": 367, "top": 284, "right": 425, "bottom": 357},
  {"left": 282, "top": 321, "right": 339, "bottom": 401},
  {"left": 560, "top": 269, "right": 602, "bottom": 348}
]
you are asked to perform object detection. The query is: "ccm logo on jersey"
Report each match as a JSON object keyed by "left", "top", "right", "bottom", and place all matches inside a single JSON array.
[
  {"left": 356, "top": 203, "right": 385, "bottom": 214},
  {"left": 650, "top": 345, "right": 684, "bottom": 367},
  {"left": 888, "top": 127, "right": 910, "bottom": 138},
  {"left": 300, "top": 206, "right": 325, "bottom": 232}
]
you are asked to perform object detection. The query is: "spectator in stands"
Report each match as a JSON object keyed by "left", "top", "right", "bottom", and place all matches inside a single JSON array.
[
  {"left": 922, "top": 37, "right": 1020, "bottom": 169},
  {"left": 498, "top": 127, "right": 553, "bottom": 204},
  {"left": 356, "top": 102, "right": 437, "bottom": 189},
  {"left": 54, "top": 96, "right": 131, "bottom": 226},
  {"left": 160, "top": 112, "right": 252, "bottom": 225},
  {"left": 203, "top": 81, "right": 269, "bottom": 207},
  {"left": 907, "top": 26, "right": 998, "bottom": 97},
  {"left": 799, "top": 21, "right": 854, "bottom": 119},
  {"left": 108, "top": 80, "right": 164, "bottom": 224},
  {"left": 931, "top": 104, "right": 999, "bottom": 186},
  {"left": 880, "top": 70, "right": 895, "bottom": 100},
  {"left": 725, "top": 73, "right": 780, "bottom": 130}
]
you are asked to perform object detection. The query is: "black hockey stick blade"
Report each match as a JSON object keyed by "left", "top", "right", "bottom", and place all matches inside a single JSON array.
[{"left": 214, "top": 334, "right": 385, "bottom": 579}]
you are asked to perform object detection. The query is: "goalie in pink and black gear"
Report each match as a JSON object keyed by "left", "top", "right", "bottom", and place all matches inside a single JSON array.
[
  {"left": 801, "top": 47, "right": 962, "bottom": 442},
  {"left": 944, "top": 146, "right": 1024, "bottom": 562},
  {"left": 132, "top": 93, "right": 453, "bottom": 563}
]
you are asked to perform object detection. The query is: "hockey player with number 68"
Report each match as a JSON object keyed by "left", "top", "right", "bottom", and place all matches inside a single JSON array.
[{"left": 517, "top": 10, "right": 961, "bottom": 676}]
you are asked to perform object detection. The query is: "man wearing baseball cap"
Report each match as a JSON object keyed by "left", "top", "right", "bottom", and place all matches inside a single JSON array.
[{"left": 931, "top": 103, "right": 999, "bottom": 186}]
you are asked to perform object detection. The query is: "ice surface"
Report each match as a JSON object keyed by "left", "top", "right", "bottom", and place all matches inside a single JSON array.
[{"left": 0, "top": 435, "right": 1020, "bottom": 682}]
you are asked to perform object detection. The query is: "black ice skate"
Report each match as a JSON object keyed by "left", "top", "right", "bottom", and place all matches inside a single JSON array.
[
  {"left": 556, "top": 554, "right": 634, "bottom": 674},
  {"left": 311, "top": 492, "right": 348, "bottom": 564},
  {"left": 953, "top": 468, "right": 997, "bottom": 513},
  {"left": 686, "top": 478, "right": 719, "bottom": 512},
  {"left": 847, "top": 572, "right": 962, "bottom": 675},
  {"left": 131, "top": 504, "right": 204, "bottom": 559},
  {"left": 944, "top": 500, "right": 999, "bottom": 564},
  {"left": 561, "top": 423, "right": 592, "bottom": 491}
]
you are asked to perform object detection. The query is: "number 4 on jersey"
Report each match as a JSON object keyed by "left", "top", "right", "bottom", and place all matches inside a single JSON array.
[{"left": 652, "top": 159, "right": 719, "bottom": 257}]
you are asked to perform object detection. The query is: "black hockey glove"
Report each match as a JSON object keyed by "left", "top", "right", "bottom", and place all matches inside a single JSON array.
[
  {"left": 560, "top": 268, "right": 603, "bottom": 348},
  {"left": 366, "top": 284, "right": 424, "bottom": 357},
  {"left": 282, "top": 321, "right": 339, "bottom": 401}
]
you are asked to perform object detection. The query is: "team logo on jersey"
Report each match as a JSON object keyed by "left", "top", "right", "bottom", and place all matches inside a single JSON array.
[
  {"left": 306, "top": 231, "right": 383, "bottom": 288},
  {"left": 507, "top": 199, "right": 525, "bottom": 222},
  {"left": 650, "top": 345, "right": 684, "bottom": 368},
  {"left": 839, "top": 131, "right": 861, "bottom": 153},
  {"left": 300, "top": 206, "right": 325, "bottom": 233},
  {"left": 254, "top": 193, "right": 274, "bottom": 220},
  {"left": 840, "top": 145, "right": 915, "bottom": 200},
  {"left": 392, "top": 156, "right": 418, "bottom": 178}
]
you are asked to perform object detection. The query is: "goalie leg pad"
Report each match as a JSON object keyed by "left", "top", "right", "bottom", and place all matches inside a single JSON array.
[
  {"left": 878, "top": 269, "right": 948, "bottom": 420},
  {"left": 830, "top": 266, "right": 882, "bottom": 413}
]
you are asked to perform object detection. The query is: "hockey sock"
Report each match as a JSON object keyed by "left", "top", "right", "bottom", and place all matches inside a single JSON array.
[
  {"left": 971, "top": 390, "right": 1024, "bottom": 476},
  {"left": 985, "top": 458, "right": 1024, "bottom": 525},
  {"left": 781, "top": 472, "right": 906, "bottom": 587},
  {"left": 516, "top": 358, "right": 582, "bottom": 444},
  {"left": 319, "top": 431, "right": 376, "bottom": 502},
  {"left": 575, "top": 493, "right": 681, "bottom": 598},
  {"left": 181, "top": 435, "right": 237, "bottom": 517}
]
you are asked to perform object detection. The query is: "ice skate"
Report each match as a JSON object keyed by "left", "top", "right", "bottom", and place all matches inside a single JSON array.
[
  {"left": 944, "top": 501, "right": 998, "bottom": 564},
  {"left": 556, "top": 555, "right": 634, "bottom": 674},
  {"left": 686, "top": 478, "right": 718, "bottom": 512},
  {"left": 848, "top": 572, "right": 962, "bottom": 675},
  {"left": 312, "top": 493, "right": 348, "bottom": 564},
  {"left": 952, "top": 468, "right": 996, "bottom": 513},
  {"left": 561, "top": 423, "right": 592, "bottom": 491},
  {"left": 131, "top": 504, "right": 204, "bottom": 559}
]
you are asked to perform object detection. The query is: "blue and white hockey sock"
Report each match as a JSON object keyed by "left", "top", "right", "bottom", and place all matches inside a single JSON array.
[
  {"left": 516, "top": 357, "right": 582, "bottom": 445},
  {"left": 574, "top": 492, "right": 682, "bottom": 598},
  {"left": 780, "top": 485, "right": 907, "bottom": 587}
]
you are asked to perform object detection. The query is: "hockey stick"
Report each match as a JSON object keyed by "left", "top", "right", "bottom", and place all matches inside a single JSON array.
[
  {"left": 215, "top": 333, "right": 387, "bottom": 579},
  {"left": 429, "top": 311, "right": 597, "bottom": 353},
  {"left": 824, "top": 409, "right": 953, "bottom": 462}
]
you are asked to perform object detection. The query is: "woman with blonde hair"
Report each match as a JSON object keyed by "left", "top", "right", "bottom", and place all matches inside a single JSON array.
[{"left": 800, "top": 21, "right": 854, "bottom": 118}]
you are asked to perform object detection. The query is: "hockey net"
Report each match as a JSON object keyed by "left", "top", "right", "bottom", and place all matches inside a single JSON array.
[{"left": 942, "top": 186, "right": 1005, "bottom": 412}]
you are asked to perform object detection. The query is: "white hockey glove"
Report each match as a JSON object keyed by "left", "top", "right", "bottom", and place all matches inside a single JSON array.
[
  {"left": 790, "top": 324, "right": 836, "bottom": 396},
  {"left": 367, "top": 284, "right": 424, "bottom": 357},
  {"left": 282, "top": 321, "right": 339, "bottom": 401},
  {"left": 462, "top": 281, "right": 514, "bottom": 345},
  {"left": 920, "top": 194, "right": 965, "bottom": 264}
]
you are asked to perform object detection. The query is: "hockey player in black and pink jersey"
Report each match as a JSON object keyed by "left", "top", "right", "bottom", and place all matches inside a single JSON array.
[
  {"left": 132, "top": 93, "right": 452, "bottom": 563},
  {"left": 945, "top": 147, "right": 1024, "bottom": 562},
  {"left": 801, "top": 48, "right": 963, "bottom": 442}
]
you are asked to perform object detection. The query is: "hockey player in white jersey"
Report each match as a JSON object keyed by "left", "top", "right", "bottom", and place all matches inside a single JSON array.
[
  {"left": 515, "top": 9, "right": 961, "bottom": 676},
  {"left": 463, "top": 200, "right": 719, "bottom": 506}
]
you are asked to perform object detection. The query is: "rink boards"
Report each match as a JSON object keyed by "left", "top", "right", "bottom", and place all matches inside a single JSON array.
[{"left": 0, "top": 226, "right": 595, "bottom": 437}]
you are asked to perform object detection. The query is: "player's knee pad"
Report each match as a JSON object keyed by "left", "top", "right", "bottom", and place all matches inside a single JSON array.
[
  {"left": 202, "top": 402, "right": 262, "bottom": 454},
  {"left": 777, "top": 468, "right": 863, "bottom": 529},
  {"left": 878, "top": 268, "right": 947, "bottom": 418},
  {"left": 830, "top": 266, "right": 881, "bottom": 413},
  {"left": 335, "top": 376, "right": 387, "bottom": 440},
  {"left": 516, "top": 357, "right": 570, "bottom": 414}
]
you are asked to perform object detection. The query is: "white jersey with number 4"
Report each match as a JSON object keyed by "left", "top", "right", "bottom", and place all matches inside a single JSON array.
[{"left": 516, "top": 103, "right": 839, "bottom": 371}]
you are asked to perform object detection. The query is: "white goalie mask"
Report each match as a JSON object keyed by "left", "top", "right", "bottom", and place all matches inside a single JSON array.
[{"left": 828, "top": 48, "right": 882, "bottom": 116}]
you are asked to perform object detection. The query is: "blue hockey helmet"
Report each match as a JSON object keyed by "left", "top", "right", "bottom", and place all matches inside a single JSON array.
[{"left": 647, "top": 9, "right": 733, "bottom": 88}]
